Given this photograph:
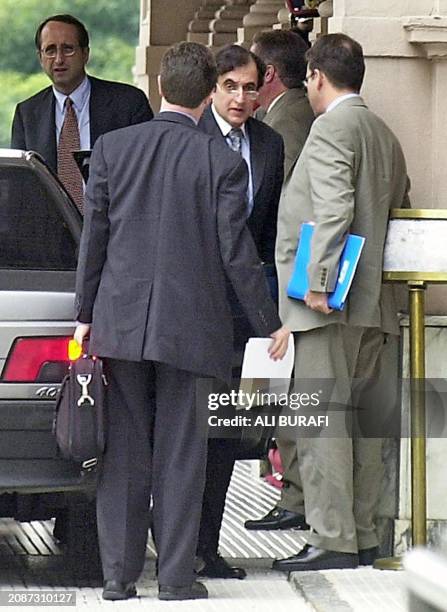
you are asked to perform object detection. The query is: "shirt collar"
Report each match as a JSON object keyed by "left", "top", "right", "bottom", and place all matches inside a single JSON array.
[
  {"left": 326, "top": 93, "right": 360, "bottom": 113},
  {"left": 266, "top": 90, "right": 287, "bottom": 114},
  {"left": 159, "top": 109, "right": 198, "bottom": 125},
  {"left": 211, "top": 104, "right": 247, "bottom": 138},
  {"left": 53, "top": 76, "right": 90, "bottom": 114}
]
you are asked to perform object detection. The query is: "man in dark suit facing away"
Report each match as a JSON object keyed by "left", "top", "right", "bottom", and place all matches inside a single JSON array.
[
  {"left": 11, "top": 14, "right": 153, "bottom": 209},
  {"left": 74, "top": 42, "right": 290, "bottom": 602},
  {"left": 197, "top": 44, "right": 284, "bottom": 580}
]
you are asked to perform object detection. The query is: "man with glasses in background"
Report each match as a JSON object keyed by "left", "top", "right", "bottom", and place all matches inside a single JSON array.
[
  {"left": 197, "top": 44, "right": 284, "bottom": 580},
  {"left": 11, "top": 14, "right": 153, "bottom": 211}
]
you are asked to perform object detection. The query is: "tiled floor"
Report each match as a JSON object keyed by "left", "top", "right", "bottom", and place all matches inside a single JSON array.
[
  {"left": 0, "top": 461, "right": 410, "bottom": 611},
  {"left": 0, "top": 462, "right": 312, "bottom": 610}
]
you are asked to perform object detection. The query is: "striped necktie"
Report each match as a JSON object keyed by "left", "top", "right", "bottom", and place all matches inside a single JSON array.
[
  {"left": 227, "top": 128, "right": 243, "bottom": 154},
  {"left": 57, "top": 97, "right": 84, "bottom": 212},
  {"left": 226, "top": 127, "right": 252, "bottom": 215}
]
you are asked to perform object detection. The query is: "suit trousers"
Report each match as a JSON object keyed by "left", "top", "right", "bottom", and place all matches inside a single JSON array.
[
  {"left": 197, "top": 269, "right": 278, "bottom": 557},
  {"left": 197, "top": 438, "right": 241, "bottom": 556},
  {"left": 97, "top": 358, "right": 208, "bottom": 587},
  {"left": 275, "top": 437, "right": 305, "bottom": 514},
  {"left": 294, "top": 325, "right": 386, "bottom": 553}
]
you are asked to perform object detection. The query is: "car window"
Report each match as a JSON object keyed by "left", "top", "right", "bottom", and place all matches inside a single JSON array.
[{"left": 0, "top": 166, "right": 77, "bottom": 270}]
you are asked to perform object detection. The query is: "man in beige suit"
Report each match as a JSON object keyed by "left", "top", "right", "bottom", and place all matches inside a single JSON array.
[
  {"left": 273, "top": 33, "right": 410, "bottom": 572},
  {"left": 251, "top": 30, "right": 314, "bottom": 180},
  {"left": 245, "top": 29, "right": 314, "bottom": 533}
]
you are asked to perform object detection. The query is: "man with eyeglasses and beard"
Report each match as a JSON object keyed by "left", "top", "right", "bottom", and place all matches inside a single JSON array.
[
  {"left": 11, "top": 14, "right": 153, "bottom": 211},
  {"left": 197, "top": 44, "right": 284, "bottom": 580}
]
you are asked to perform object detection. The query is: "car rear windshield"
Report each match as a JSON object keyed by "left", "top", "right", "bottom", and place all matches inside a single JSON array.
[{"left": 0, "top": 166, "right": 77, "bottom": 271}]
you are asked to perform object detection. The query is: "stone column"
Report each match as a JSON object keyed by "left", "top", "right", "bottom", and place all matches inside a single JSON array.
[
  {"left": 275, "top": 6, "right": 291, "bottom": 29},
  {"left": 211, "top": 1, "right": 256, "bottom": 47},
  {"left": 237, "top": 0, "right": 285, "bottom": 45},
  {"left": 187, "top": 0, "right": 224, "bottom": 45},
  {"left": 188, "top": 0, "right": 255, "bottom": 48},
  {"left": 136, "top": 0, "right": 203, "bottom": 110}
]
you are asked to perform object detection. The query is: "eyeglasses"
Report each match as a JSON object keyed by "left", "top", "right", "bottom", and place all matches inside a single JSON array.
[
  {"left": 217, "top": 82, "right": 259, "bottom": 101},
  {"left": 303, "top": 71, "right": 316, "bottom": 89},
  {"left": 40, "top": 44, "right": 81, "bottom": 59}
]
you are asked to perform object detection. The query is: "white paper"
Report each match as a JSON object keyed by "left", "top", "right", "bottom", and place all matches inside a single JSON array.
[{"left": 240, "top": 336, "right": 295, "bottom": 380}]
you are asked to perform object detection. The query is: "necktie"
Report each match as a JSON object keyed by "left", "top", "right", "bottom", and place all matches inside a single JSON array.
[
  {"left": 227, "top": 128, "right": 243, "bottom": 154},
  {"left": 227, "top": 127, "right": 252, "bottom": 215},
  {"left": 57, "top": 97, "right": 84, "bottom": 212}
]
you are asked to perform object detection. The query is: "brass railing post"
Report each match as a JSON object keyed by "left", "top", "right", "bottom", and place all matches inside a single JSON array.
[
  {"left": 373, "top": 207, "right": 447, "bottom": 570},
  {"left": 409, "top": 281, "right": 427, "bottom": 547}
]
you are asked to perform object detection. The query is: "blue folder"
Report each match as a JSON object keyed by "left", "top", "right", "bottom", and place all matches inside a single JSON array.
[{"left": 287, "top": 222, "right": 365, "bottom": 311}]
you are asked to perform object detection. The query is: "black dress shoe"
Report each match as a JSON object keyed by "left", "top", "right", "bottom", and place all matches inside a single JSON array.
[
  {"left": 359, "top": 546, "right": 379, "bottom": 566},
  {"left": 272, "top": 544, "right": 359, "bottom": 572},
  {"left": 102, "top": 580, "right": 137, "bottom": 601},
  {"left": 158, "top": 581, "right": 208, "bottom": 601},
  {"left": 244, "top": 507, "right": 309, "bottom": 531},
  {"left": 197, "top": 553, "right": 246, "bottom": 579}
]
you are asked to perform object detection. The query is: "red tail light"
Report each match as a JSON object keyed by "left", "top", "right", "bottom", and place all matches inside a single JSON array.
[{"left": 2, "top": 337, "right": 73, "bottom": 382}]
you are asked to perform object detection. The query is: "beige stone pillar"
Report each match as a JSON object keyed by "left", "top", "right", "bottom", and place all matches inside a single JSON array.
[
  {"left": 276, "top": 6, "right": 291, "bottom": 28},
  {"left": 136, "top": 0, "right": 203, "bottom": 111},
  {"left": 237, "top": 0, "right": 285, "bottom": 45},
  {"left": 328, "top": 1, "right": 447, "bottom": 314},
  {"left": 211, "top": 1, "right": 256, "bottom": 47},
  {"left": 187, "top": 0, "right": 223, "bottom": 45},
  {"left": 187, "top": 0, "right": 255, "bottom": 49}
]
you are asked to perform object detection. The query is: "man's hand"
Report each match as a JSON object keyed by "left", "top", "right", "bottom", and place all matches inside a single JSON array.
[
  {"left": 269, "top": 325, "right": 291, "bottom": 361},
  {"left": 74, "top": 323, "right": 91, "bottom": 347},
  {"left": 304, "top": 290, "right": 333, "bottom": 315}
]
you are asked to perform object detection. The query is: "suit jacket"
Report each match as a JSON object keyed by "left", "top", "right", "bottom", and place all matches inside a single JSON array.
[
  {"left": 75, "top": 112, "right": 281, "bottom": 383},
  {"left": 276, "top": 96, "right": 411, "bottom": 335},
  {"left": 199, "top": 105, "right": 284, "bottom": 264},
  {"left": 263, "top": 87, "right": 314, "bottom": 180},
  {"left": 11, "top": 75, "right": 153, "bottom": 172}
]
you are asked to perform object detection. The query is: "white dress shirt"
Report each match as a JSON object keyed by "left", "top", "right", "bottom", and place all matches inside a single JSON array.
[
  {"left": 211, "top": 104, "right": 254, "bottom": 216},
  {"left": 53, "top": 76, "right": 91, "bottom": 149}
]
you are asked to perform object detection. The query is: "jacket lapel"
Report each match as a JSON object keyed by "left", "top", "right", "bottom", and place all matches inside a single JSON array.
[
  {"left": 198, "top": 106, "right": 226, "bottom": 141},
  {"left": 247, "top": 118, "right": 266, "bottom": 200},
  {"left": 89, "top": 77, "right": 113, "bottom": 144},
  {"left": 35, "top": 88, "right": 57, "bottom": 171}
]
